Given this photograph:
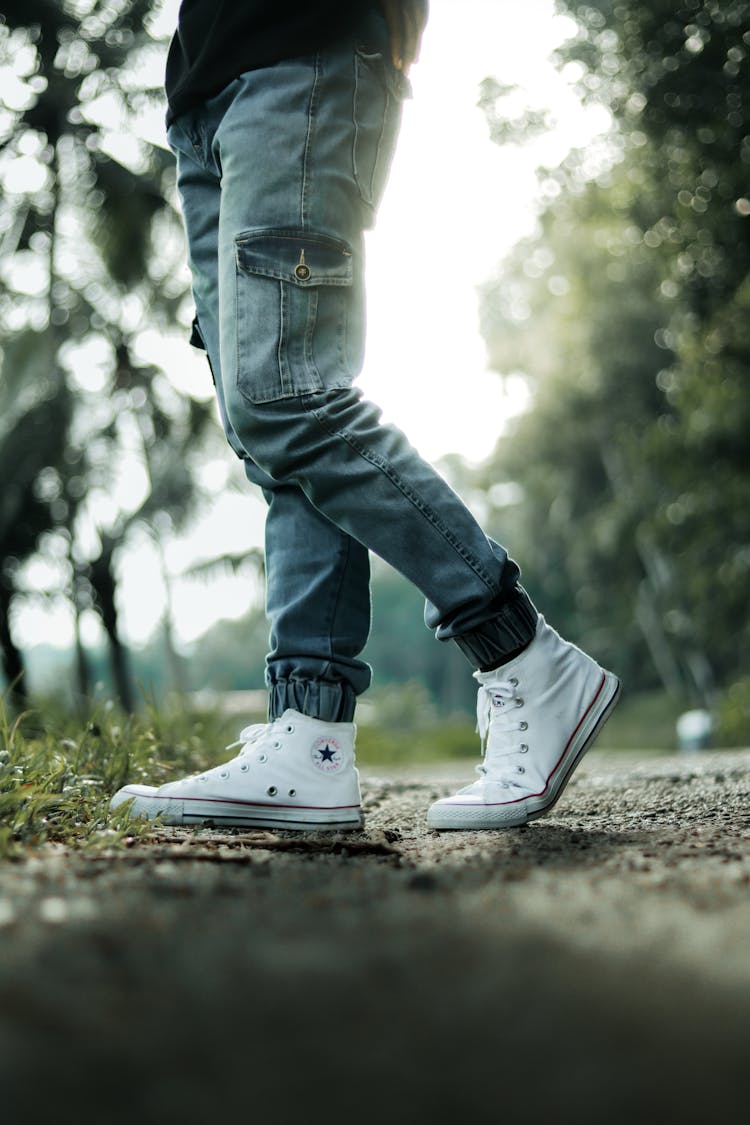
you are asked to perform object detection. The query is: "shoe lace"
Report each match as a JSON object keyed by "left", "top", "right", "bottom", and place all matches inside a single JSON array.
[
  {"left": 474, "top": 678, "right": 528, "bottom": 789},
  {"left": 226, "top": 723, "right": 269, "bottom": 757},
  {"left": 225, "top": 713, "right": 299, "bottom": 758}
]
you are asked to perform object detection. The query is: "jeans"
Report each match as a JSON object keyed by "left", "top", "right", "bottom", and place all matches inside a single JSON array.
[{"left": 167, "top": 27, "right": 537, "bottom": 723}]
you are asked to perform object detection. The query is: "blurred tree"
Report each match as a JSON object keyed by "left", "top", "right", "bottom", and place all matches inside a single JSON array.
[
  {"left": 0, "top": 0, "right": 217, "bottom": 707},
  {"left": 362, "top": 559, "right": 478, "bottom": 716},
  {"left": 478, "top": 165, "right": 690, "bottom": 692},
  {"left": 479, "top": 0, "right": 750, "bottom": 706},
  {"left": 0, "top": 333, "right": 72, "bottom": 698}
]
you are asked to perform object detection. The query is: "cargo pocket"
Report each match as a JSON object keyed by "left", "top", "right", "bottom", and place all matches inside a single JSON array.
[
  {"left": 353, "top": 45, "right": 411, "bottom": 225},
  {"left": 234, "top": 228, "right": 355, "bottom": 405}
]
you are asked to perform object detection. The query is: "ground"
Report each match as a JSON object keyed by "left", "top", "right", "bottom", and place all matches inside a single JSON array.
[{"left": 1, "top": 747, "right": 749, "bottom": 1124}]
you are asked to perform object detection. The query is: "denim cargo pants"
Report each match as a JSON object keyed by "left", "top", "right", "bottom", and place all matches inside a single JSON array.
[{"left": 167, "top": 24, "right": 537, "bottom": 723}]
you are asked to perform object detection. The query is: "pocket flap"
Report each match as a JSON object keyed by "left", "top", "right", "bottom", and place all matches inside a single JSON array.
[{"left": 235, "top": 229, "right": 353, "bottom": 287}]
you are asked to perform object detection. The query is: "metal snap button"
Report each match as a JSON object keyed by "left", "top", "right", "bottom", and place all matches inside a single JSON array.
[{"left": 294, "top": 249, "right": 310, "bottom": 281}]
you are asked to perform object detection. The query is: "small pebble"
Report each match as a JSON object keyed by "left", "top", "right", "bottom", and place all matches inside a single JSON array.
[{"left": 38, "top": 897, "right": 69, "bottom": 924}]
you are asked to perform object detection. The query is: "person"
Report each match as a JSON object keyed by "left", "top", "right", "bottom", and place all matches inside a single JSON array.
[{"left": 110, "top": 0, "right": 620, "bottom": 832}]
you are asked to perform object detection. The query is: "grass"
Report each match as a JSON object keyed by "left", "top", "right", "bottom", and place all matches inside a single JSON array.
[
  {"left": 0, "top": 686, "right": 720, "bottom": 858},
  {"left": 0, "top": 693, "right": 236, "bottom": 859},
  {"left": 356, "top": 719, "right": 477, "bottom": 764}
]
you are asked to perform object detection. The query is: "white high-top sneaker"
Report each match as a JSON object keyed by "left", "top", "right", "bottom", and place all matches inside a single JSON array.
[
  {"left": 110, "top": 709, "right": 362, "bottom": 831},
  {"left": 427, "top": 617, "right": 620, "bottom": 830}
]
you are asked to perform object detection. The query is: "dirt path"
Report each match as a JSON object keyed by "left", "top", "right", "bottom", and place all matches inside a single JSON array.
[{"left": 1, "top": 748, "right": 749, "bottom": 1124}]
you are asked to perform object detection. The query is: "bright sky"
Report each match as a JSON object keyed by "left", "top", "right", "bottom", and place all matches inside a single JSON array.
[
  {"left": 362, "top": 0, "right": 595, "bottom": 462},
  {"left": 15, "top": 0, "right": 611, "bottom": 655}
]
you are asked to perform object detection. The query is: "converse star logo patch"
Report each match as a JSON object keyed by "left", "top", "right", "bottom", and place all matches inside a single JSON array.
[{"left": 311, "top": 737, "right": 343, "bottom": 773}]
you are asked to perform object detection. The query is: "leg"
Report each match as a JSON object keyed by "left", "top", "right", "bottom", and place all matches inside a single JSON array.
[
  {"left": 246, "top": 460, "right": 372, "bottom": 722},
  {"left": 128, "top": 36, "right": 621, "bottom": 835},
  {"left": 198, "top": 42, "right": 620, "bottom": 829},
  {"left": 168, "top": 118, "right": 374, "bottom": 722},
  {"left": 208, "top": 43, "right": 537, "bottom": 669}
]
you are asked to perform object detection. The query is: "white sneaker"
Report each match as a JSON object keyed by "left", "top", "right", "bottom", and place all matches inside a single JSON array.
[
  {"left": 110, "top": 709, "right": 362, "bottom": 831},
  {"left": 427, "top": 617, "right": 621, "bottom": 830}
]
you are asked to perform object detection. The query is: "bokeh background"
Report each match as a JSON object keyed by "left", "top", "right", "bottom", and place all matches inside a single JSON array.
[{"left": 1, "top": 0, "right": 749, "bottom": 752}]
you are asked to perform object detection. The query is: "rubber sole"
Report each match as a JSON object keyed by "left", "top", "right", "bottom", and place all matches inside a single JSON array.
[
  {"left": 427, "top": 671, "right": 621, "bottom": 830},
  {"left": 116, "top": 791, "right": 363, "bottom": 832}
]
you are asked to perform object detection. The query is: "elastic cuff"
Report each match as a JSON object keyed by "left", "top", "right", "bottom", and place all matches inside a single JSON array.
[
  {"left": 451, "top": 586, "right": 539, "bottom": 670},
  {"left": 268, "top": 678, "right": 357, "bottom": 723}
]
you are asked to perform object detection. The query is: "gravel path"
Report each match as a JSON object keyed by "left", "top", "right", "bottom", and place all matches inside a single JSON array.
[{"left": 1, "top": 747, "right": 749, "bottom": 1123}]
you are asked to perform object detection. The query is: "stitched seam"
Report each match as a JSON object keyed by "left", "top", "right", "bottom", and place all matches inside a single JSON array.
[
  {"left": 352, "top": 53, "right": 363, "bottom": 198},
  {"left": 136, "top": 795, "right": 360, "bottom": 812},
  {"left": 278, "top": 279, "right": 288, "bottom": 393},
  {"left": 301, "top": 53, "right": 321, "bottom": 228},
  {"left": 239, "top": 268, "right": 349, "bottom": 287},
  {"left": 304, "top": 286, "right": 319, "bottom": 385},
  {"left": 236, "top": 231, "right": 352, "bottom": 252}
]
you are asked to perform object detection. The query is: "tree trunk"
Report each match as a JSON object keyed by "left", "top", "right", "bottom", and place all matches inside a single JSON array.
[
  {"left": 89, "top": 545, "right": 134, "bottom": 713},
  {"left": 0, "top": 580, "right": 27, "bottom": 704},
  {"left": 72, "top": 587, "right": 91, "bottom": 707}
]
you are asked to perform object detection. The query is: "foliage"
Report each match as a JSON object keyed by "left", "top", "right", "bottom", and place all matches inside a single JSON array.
[
  {"left": 715, "top": 675, "right": 750, "bottom": 746},
  {"left": 478, "top": 0, "right": 750, "bottom": 708},
  {"left": 362, "top": 560, "right": 479, "bottom": 716},
  {"left": 355, "top": 718, "right": 478, "bottom": 765},
  {"left": 0, "top": 690, "right": 237, "bottom": 858},
  {"left": 0, "top": 0, "right": 218, "bottom": 705}
]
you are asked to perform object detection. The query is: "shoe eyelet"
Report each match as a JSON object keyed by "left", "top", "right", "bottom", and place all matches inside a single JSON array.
[
  {"left": 516, "top": 698, "right": 524, "bottom": 708},
  {"left": 517, "top": 765, "right": 526, "bottom": 774},
  {"left": 273, "top": 741, "right": 282, "bottom": 751},
  {"left": 509, "top": 677, "right": 519, "bottom": 687},
  {"left": 220, "top": 770, "right": 229, "bottom": 780},
  {"left": 288, "top": 788, "right": 296, "bottom": 797},
  {"left": 258, "top": 753, "right": 268, "bottom": 764},
  {"left": 240, "top": 763, "right": 249, "bottom": 773},
  {"left": 519, "top": 721, "right": 528, "bottom": 731},
  {"left": 519, "top": 744, "right": 529, "bottom": 753},
  {"left": 266, "top": 786, "right": 278, "bottom": 797},
  {"left": 285, "top": 724, "right": 295, "bottom": 734}
]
